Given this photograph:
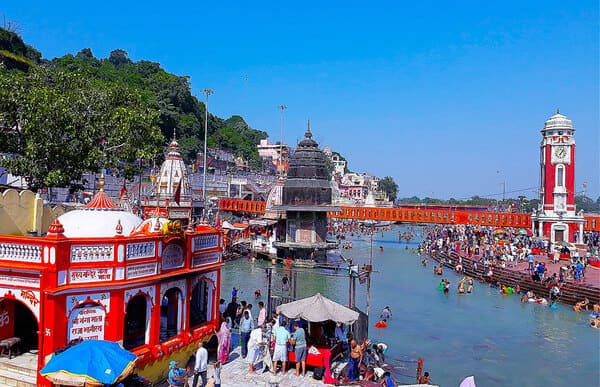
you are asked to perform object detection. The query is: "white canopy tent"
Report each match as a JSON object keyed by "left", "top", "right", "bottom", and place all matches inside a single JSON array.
[{"left": 276, "top": 293, "right": 359, "bottom": 325}]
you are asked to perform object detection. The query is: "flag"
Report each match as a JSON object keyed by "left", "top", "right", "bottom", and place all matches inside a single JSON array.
[
  {"left": 173, "top": 183, "right": 181, "bottom": 205},
  {"left": 119, "top": 179, "right": 128, "bottom": 199}
]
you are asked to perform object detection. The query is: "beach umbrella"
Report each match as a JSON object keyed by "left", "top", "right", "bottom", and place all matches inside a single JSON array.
[{"left": 41, "top": 340, "right": 136, "bottom": 386}]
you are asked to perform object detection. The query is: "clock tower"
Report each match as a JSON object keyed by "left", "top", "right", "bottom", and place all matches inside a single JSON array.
[{"left": 532, "top": 110, "right": 584, "bottom": 244}]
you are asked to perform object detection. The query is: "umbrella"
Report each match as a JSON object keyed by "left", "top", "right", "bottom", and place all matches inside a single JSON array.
[
  {"left": 517, "top": 229, "right": 528, "bottom": 236},
  {"left": 276, "top": 293, "right": 359, "bottom": 324},
  {"left": 41, "top": 340, "right": 136, "bottom": 386}
]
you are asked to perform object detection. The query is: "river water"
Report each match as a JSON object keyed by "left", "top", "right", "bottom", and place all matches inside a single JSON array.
[{"left": 221, "top": 226, "right": 599, "bottom": 386}]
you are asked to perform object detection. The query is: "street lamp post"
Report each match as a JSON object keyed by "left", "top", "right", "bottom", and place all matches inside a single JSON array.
[
  {"left": 278, "top": 105, "right": 287, "bottom": 176},
  {"left": 203, "top": 89, "right": 213, "bottom": 218}
]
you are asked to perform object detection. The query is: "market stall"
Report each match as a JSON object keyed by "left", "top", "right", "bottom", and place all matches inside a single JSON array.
[{"left": 276, "top": 293, "right": 358, "bottom": 372}]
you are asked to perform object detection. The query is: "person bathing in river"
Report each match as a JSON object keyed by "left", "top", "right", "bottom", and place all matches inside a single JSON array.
[
  {"left": 443, "top": 279, "right": 450, "bottom": 294},
  {"left": 380, "top": 306, "right": 392, "bottom": 319},
  {"left": 467, "top": 277, "right": 474, "bottom": 293},
  {"left": 573, "top": 297, "right": 589, "bottom": 312},
  {"left": 458, "top": 280, "right": 466, "bottom": 294}
]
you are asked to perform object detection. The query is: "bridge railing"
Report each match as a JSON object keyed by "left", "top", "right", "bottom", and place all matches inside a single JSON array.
[{"left": 217, "top": 198, "right": 600, "bottom": 231}]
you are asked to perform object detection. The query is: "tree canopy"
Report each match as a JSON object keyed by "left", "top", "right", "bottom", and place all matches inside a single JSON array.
[
  {"left": 0, "top": 27, "right": 268, "bottom": 191},
  {"left": 0, "top": 65, "right": 163, "bottom": 191},
  {"left": 378, "top": 176, "right": 399, "bottom": 202},
  {"left": 48, "top": 47, "right": 267, "bottom": 164}
]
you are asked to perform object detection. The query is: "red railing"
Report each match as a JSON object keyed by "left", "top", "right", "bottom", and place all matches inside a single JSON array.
[{"left": 218, "top": 199, "right": 600, "bottom": 230}]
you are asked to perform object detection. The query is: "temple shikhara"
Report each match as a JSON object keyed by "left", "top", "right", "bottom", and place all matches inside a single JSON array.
[{"left": 0, "top": 175, "right": 222, "bottom": 386}]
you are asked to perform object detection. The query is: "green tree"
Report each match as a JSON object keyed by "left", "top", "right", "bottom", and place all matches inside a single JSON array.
[
  {"left": 378, "top": 176, "right": 399, "bottom": 202},
  {"left": 575, "top": 195, "right": 598, "bottom": 213},
  {"left": 0, "top": 66, "right": 163, "bottom": 191}
]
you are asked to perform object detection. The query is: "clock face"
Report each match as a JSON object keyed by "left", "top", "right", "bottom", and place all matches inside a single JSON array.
[{"left": 554, "top": 146, "right": 568, "bottom": 159}]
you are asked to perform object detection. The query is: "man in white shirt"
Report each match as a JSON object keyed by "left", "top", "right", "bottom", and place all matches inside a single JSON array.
[
  {"left": 247, "top": 325, "right": 267, "bottom": 374},
  {"left": 192, "top": 342, "right": 208, "bottom": 387}
]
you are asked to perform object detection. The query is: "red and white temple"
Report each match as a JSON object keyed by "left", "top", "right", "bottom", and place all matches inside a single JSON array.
[
  {"left": 0, "top": 177, "right": 222, "bottom": 386},
  {"left": 141, "top": 136, "right": 206, "bottom": 225}
]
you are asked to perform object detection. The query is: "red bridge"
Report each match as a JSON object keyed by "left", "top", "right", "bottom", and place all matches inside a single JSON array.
[{"left": 218, "top": 198, "right": 600, "bottom": 231}]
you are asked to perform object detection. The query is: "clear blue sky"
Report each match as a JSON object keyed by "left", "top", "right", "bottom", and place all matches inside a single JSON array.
[{"left": 3, "top": 1, "right": 599, "bottom": 199}]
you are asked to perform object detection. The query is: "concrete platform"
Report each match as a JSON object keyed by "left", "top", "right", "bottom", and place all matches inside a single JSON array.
[{"left": 187, "top": 346, "right": 326, "bottom": 387}]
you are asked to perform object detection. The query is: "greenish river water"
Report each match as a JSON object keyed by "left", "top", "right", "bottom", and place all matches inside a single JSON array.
[{"left": 221, "top": 226, "right": 599, "bottom": 386}]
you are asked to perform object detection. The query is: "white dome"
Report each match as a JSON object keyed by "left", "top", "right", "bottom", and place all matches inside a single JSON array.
[
  {"left": 57, "top": 209, "right": 143, "bottom": 238},
  {"left": 543, "top": 110, "right": 574, "bottom": 132}
]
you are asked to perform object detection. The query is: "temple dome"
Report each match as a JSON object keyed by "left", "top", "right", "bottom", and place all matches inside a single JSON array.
[
  {"left": 542, "top": 109, "right": 574, "bottom": 132},
  {"left": 57, "top": 205, "right": 142, "bottom": 238}
]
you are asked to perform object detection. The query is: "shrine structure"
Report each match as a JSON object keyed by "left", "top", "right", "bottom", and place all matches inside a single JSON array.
[
  {"left": 142, "top": 135, "right": 201, "bottom": 224},
  {"left": 0, "top": 176, "right": 222, "bottom": 386}
]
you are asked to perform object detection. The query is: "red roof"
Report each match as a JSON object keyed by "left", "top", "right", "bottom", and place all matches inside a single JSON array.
[{"left": 82, "top": 190, "right": 120, "bottom": 210}]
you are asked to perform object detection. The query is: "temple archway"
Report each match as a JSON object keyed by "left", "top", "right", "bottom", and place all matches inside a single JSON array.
[
  {"left": 123, "top": 295, "right": 150, "bottom": 350},
  {"left": 189, "top": 280, "right": 210, "bottom": 328},
  {"left": 160, "top": 288, "right": 183, "bottom": 341},
  {"left": 0, "top": 298, "right": 38, "bottom": 352}
]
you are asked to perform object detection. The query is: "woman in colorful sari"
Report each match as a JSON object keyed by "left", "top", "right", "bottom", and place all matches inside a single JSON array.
[{"left": 215, "top": 318, "right": 231, "bottom": 363}]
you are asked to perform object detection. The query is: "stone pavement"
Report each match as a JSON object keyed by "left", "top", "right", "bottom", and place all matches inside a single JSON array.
[{"left": 185, "top": 346, "right": 328, "bottom": 387}]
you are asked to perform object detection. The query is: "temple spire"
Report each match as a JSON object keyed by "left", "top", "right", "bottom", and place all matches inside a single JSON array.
[
  {"left": 556, "top": 108, "right": 560, "bottom": 114},
  {"left": 305, "top": 119, "right": 312, "bottom": 138}
]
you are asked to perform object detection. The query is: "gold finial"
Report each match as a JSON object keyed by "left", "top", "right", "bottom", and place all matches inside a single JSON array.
[{"left": 99, "top": 173, "right": 106, "bottom": 192}]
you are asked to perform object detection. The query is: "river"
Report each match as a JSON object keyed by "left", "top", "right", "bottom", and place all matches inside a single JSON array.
[{"left": 221, "top": 225, "right": 599, "bottom": 386}]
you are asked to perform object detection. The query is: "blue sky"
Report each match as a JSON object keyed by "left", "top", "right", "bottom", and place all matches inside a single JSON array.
[{"left": 3, "top": 1, "right": 599, "bottom": 199}]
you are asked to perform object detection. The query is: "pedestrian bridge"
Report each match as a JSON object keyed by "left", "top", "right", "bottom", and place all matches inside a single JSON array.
[{"left": 218, "top": 198, "right": 600, "bottom": 231}]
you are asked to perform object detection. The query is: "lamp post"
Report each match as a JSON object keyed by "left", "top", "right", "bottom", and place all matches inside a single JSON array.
[
  {"left": 203, "top": 89, "right": 213, "bottom": 218},
  {"left": 278, "top": 105, "right": 287, "bottom": 176}
]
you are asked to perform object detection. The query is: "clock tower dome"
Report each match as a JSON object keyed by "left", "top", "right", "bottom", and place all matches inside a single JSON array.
[{"left": 532, "top": 110, "right": 584, "bottom": 244}]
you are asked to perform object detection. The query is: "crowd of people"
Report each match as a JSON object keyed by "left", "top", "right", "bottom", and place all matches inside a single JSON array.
[{"left": 417, "top": 224, "right": 599, "bottom": 328}]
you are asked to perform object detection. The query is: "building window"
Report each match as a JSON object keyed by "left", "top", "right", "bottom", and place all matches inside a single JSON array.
[
  {"left": 189, "top": 280, "right": 211, "bottom": 328},
  {"left": 556, "top": 165, "right": 564, "bottom": 187},
  {"left": 160, "top": 288, "right": 183, "bottom": 341},
  {"left": 124, "top": 295, "right": 149, "bottom": 350}
]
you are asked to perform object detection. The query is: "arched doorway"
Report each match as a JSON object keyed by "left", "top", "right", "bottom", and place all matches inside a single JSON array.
[
  {"left": 160, "top": 288, "right": 183, "bottom": 341},
  {"left": 0, "top": 299, "right": 38, "bottom": 352},
  {"left": 189, "top": 280, "right": 209, "bottom": 328},
  {"left": 123, "top": 295, "right": 150, "bottom": 350}
]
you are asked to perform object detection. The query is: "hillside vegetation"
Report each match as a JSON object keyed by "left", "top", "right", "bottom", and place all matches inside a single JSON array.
[{"left": 0, "top": 27, "right": 267, "bottom": 191}]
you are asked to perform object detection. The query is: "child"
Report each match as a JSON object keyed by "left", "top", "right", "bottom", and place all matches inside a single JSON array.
[{"left": 213, "top": 361, "right": 222, "bottom": 387}]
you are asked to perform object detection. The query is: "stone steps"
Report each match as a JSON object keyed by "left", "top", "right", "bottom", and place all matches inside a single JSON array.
[
  {"left": 0, "top": 364, "right": 37, "bottom": 387},
  {"left": 432, "top": 251, "right": 600, "bottom": 305}
]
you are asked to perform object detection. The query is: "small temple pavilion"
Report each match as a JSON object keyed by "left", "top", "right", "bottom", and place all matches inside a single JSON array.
[
  {"left": 0, "top": 177, "right": 222, "bottom": 386},
  {"left": 142, "top": 136, "right": 201, "bottom": 224},
  {"left": 272, "top": 124, "right": 339, "bottom": 261}
]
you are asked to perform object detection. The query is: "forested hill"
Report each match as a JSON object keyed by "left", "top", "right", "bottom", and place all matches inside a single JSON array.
[
  {"left": 50, "top": 48, "right": 268, "bottom": 166},
  {"left": 0, "top": 27, "right": 267, "bottom": 171}
]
